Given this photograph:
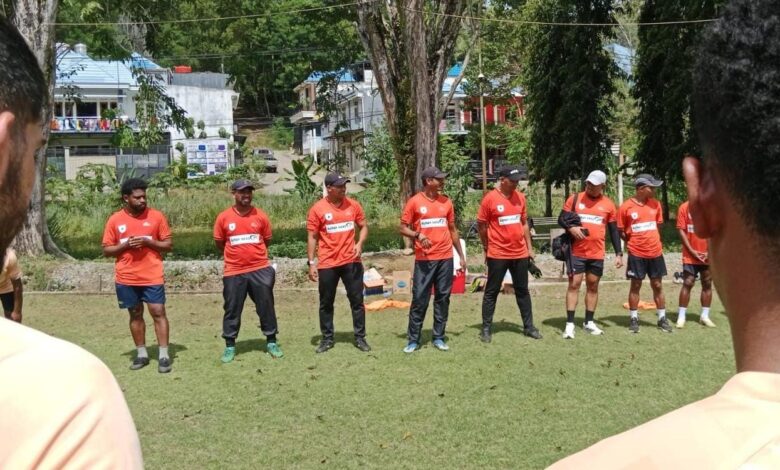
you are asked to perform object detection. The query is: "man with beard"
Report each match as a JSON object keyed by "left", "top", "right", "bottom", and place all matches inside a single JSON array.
[
  {"left": 103, "top": 178, "right": 174, "bottom": 373},
  {"left": 0, "top": 17, "right": 142, "bottom": 467},
  {"left": 214, "top": 179, "right": 283, "bottom": 362}
]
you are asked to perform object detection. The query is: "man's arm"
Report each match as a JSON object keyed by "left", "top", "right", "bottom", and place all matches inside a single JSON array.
[
  {"left": 448, "top": 221, "right": 466, "bottom": 273},
  {"left": 10, "top": 277, "right": 22, "bottom": 322},
  {"left": 400, "top": 223, "right": 430, "bottom": 249},
  {"left": 103, "top": 240, "right": 130, "bottom": 258},
  {"left": 307, "top": 230, "right": 319, "bottom": 282},
  {"left": 477, "top": 221, "right": 489, "bottom": 253},
  {"left": 523, "top": 221, "right": 535, "bottom": 258},
  {"left": 130, "top": 236, "right": 172, "bottom": 253},
  {"left": 355, "top": 219, "right": 368, "bottom": 258},
  {"left": 678, "top": 228, "right": 706, "bottom": 262},
  {"left": 214, "top": 240, "right": 226, "bottom": 253}
]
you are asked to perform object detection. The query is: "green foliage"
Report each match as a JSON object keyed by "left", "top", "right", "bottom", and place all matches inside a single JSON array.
[
  {"left": 361, "top": 123, "right": 399, "bottom": 206},
  {"left": 280, "top": 156, "right": 319, "bottom": 201},
  {"left": 520, "top": 0, "right": 619, "bottom": 186},
  {"left": 438, "top": 135, "right": 471, "bottom": 225},
  {"left": 268, "top": 117, "right": 294, "bottom": 149}
]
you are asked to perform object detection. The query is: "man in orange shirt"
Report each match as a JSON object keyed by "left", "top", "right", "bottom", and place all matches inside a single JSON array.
[
  {"left": 675, "top": 200, "right": 714, "bottom": 328},
  {"left": 214, "top": 179, "right": 282, "bottom": 362},
  {"left": 553, "top": 2, "right": 780, "bottom": 466},
  {"left": 307, "top": 173, "right": 370, "bottom": 353},
  {"left": 0, "top": 248, "right": 23, "bottom": 322},
  {"left": 559, "top": 170, "right": 623, "bottom": 339},
  {"left": 103, "top": 178, "right": 173, "bottom": 373},
  {"left": 400, "top": 167, "right": 466, "bottom": 352},
  {"left": 617, "top": 174, "right": 671, "bottom": 334},
  {"left": 477, "top": 167, "right": 541, "bottom": 342}
]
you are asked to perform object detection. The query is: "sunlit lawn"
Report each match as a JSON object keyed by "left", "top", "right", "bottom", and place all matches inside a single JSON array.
[{"left": 25, "top": 282, "right": 732, "bottom": 468}]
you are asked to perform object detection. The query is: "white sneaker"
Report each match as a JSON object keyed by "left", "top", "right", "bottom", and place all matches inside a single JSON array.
[
  {"left": 562, "top": 322, "right": 575, "bottom": 339},
  {"left": 583, "top": 321, "right": 604, "bottom": 335},
  {"left": 676, "top": 317, "right": 686, "bottom": 329},
  {"left": 700, "top": 317, "right": 716, "bottom": 328}
]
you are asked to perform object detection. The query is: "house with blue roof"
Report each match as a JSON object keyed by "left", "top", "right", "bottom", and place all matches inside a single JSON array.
[{"left": 49, "top": 43, "right": 239, "bottom": 180}]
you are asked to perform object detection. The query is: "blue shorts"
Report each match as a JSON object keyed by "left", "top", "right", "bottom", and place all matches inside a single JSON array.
[{"left": 115, "top": 284, "right": 166, "bottom": 309}]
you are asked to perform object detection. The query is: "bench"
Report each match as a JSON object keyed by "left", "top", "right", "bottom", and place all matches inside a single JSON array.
[{"left": 528, "top": 216, "right": 561, "bottom": 241}]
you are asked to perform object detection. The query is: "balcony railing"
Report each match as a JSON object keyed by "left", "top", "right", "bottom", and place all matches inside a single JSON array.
[{"left": 50, "top": 117, "right": 139, "bottom": 133}]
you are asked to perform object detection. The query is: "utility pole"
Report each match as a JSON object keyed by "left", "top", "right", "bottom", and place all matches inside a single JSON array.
[{"left": 478, "top": 25, "right": 487, "bottom": 193}]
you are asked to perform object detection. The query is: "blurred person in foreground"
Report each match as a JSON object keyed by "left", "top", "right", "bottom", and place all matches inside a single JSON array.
[{"left": 0, "top": 17, "right": 142, "bottom": 468}]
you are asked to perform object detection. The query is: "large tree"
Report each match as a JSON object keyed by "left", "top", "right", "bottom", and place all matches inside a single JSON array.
[
  {"left": 521, "top": 0, "right": 619, "bottom": 215},
  {"left": 633, "top": 0, "right": 722, "bottom": 219},
  {"left": 11, "top": 0, "right": 69, "bottom": 257},
  {"left": 355, "top": 0, "right": 471, "bottom": 200}
]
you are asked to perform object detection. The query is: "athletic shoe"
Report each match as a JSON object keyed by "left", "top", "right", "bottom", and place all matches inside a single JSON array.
[
  {"left": 130, "top": 356, "right": 149, "bottom": 370},
  {"left": 221, "top": 346, "right": 236, "bottom": 363},
  {"left": 479, "top": 327, "right": 492, "bottom": 343},
  {"left": 432, "top": 339, "right": 450, "bottom": 351},
  {"left": 629, "top": 317, "right": 640, "bottom": 333},
  {"left": 524, "top": 327, "right": 543, "bottom": 340},
  {"left": 355, "top": 338, "right": 372, "bottom": 352},
  {"left": 403, "top": 342, "right": 418, "bottom": 354},
  {"left": 315, "top": 339, "right": 334, "bottom": 354},
  {"left": 676, "top": 317, "right": 686, "bottom": 329},
  {"left": 673, "top": 272, "right": 684, "bottom": 284},
  {"left": 158, "top": 357, "right": 172, "bottom": 373},
  {"left": 562, "top": 322, "right": 575, "bottom": 339},
  {"left": 658, "top": 317, "right": 673, "bottom": 333},
  {"left": 583, "top": 321, "right": 604, "bottom": 336},
  {"left": 267, "top": 342, "right": 284, "bottom": 358},
  {"left": 700, "top": 317, "right": 716, "bottom": 328}
]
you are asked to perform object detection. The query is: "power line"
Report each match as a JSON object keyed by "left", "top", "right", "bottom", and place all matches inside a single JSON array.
[
  {"left": 405, "top": 6, "right": 718, "bottom": 27},
  {"left": 49, "top": 0, "right": 373, "bottom": 26}
]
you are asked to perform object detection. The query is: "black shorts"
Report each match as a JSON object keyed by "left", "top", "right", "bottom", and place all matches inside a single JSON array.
[
  {"left": 1, "top": 292, "right": 13, "bottom": 312},
  {"left": 683, "top": 263, "right": 709, "bottom": 278},
  {"left": 568, "top": 255, "right": 604, "bottom": 277},
  {"left": 626, "top": 254, "right": 667, "bottom": 280}
]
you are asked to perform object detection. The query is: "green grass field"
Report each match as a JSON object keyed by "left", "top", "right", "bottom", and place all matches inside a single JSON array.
[{"left": 24, "top": 283, "right": 732, "bottom": 468}]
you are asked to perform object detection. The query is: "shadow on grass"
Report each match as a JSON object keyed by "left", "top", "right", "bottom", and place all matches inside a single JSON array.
[
  {"left": 466, "top": 320, "right": 525, "bottom": 336},
  {"left": 600, "top": 314, "right": 657, "bottom": 328},
  {"left": 235, "top": 338, "right": 268, "bottom": 355},
  {"left": 309, "top": 331, "right": 359, "bottom": 346},
  {"left": 122, "top": 342, "right": 188, "bottom": 360},
  {"left": 391, "top": 328, "right": 463, "bottom": 342},
  {"left": 541, "top": 317, "right": 612, "bottom": 332}
]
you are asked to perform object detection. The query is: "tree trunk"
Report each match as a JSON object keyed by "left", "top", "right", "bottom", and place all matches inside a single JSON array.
[
  {"left": 545, "top": 181, "right": 553, "bottom": 217},
  {"left": 661, "top": 174, "right": 670, "bottom": 222},
  {"left": 12, "top": 0, "right": 71, "bottom": 258}
]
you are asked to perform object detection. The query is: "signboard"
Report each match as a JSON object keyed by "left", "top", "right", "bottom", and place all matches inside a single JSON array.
[{"left": 186, "top": 139, "right": 229, "bottom": 177}]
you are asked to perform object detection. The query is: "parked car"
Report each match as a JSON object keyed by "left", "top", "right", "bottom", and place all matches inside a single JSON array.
[{"left": 252, "top": 147, "right": 278, "bottom": 173}]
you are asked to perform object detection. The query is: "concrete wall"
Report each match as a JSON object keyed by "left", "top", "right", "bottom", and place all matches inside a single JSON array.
[{"left": 165, "top": 85, "right": 239, "bottom": 146}]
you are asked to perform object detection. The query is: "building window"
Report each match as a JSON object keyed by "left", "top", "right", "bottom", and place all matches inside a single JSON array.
[{"left": 76, "top": 102, "right": 98, "bottom": 118}]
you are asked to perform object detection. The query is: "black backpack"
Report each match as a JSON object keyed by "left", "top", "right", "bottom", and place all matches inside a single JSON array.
[{"left": 551, "top": 192, "right": 581, "bottom": 261}]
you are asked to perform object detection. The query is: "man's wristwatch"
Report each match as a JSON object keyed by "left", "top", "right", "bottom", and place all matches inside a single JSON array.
[{"left": 307, "top": 260, "right": 317, "bottom": 266}]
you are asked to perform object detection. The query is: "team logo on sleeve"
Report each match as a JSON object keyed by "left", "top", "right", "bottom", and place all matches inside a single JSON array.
[
  {"left": 325, "top": 213, "right": 333, "bottom": 221},
  {"left": 228, "top": 223, "right": 236, "bottom": 231},
  {"left": 118, "top": 224, "right": 127, "bottom": 234},
  {"left": 497, "top": 204, "right": 505, "bottom": 213},
  {"left": 420, "top": 206, "right": 428, "bottom": 215}
]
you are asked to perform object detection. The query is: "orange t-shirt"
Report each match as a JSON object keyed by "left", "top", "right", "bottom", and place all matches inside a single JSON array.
[
  {"left": 102, "top": 208, "right": 171, "bottom": 286},
  {"left": 307, "top": 196, "right": 365, "bottom": 269},
  {"left": 400, "top": 193, "right": 455, "bottom": 261},
  {"left": 618, "top": 198, "right": 663, "bottom": 258},
  {"left": 476, "top": 188, "right": 529, "bottom": 259},
  {"left": 214, "top": 206, "right": 272, "bottom": 277},
  {"left": 563, "top": 192, "right": 617, "bottom": 260},
  {"left": 677, "top": 201, "right": 708, "bottom": 265}
]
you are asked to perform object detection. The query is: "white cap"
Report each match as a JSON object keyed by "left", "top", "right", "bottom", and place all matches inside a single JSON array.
[{"left": 585, "top": 170, "right": 607, "bottom": 186}]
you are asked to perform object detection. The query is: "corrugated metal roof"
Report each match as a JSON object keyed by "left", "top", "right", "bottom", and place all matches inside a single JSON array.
[{"left": 56, "top": 49, "right": 136, "bottom": 87}]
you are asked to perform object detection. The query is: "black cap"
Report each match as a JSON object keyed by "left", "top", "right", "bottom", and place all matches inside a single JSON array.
[
  {"left": 324, "top": 173, "right": 350, "bottom": 186},
  {"left": 634, "top": 173, "right": 663, "bottom": 187},
  {"left": 498, "top": 167, "right": 524, "bottom": 182},
  {"left": 231, "top": 179, "right": 255, "bottom": 191},
  {"left": 421, "top": 167, "right": 448, "bottom": 180}
]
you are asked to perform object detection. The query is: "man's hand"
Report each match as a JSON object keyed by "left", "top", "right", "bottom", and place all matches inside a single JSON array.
[
  {"left": 569, "top": 226, "right": 586, "bottom": 240},
  {"left": 615, "top": 254, "right": 624, "bottom": 269},
  {"left": 308, "top": 265, "right": 318, "bottom": 282},
  {"left": 354, "top": 242, "right": 363, "bottom": 259},
  {"left": 695, "top": 251, "right": 708, "bottom": 263},
  {"left": 418, "top": 234, "right": 432, "bottom": 249},
  {"left": 10, "top": 310, "right": 21, "bottom": 322},
  {"left": 527, "top": 247, "right": 536, "bottom": 259},
  {"left": 456, "top": 257, "right": 466, "bottom": 275},
  {"left": 128, "top": 236, "right": 145, "bottom": 249}
]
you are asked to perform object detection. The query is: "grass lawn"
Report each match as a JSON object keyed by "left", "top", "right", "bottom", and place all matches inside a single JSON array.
[{"left": 24, "top": 283, "right": 732, "bottom": 468}]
